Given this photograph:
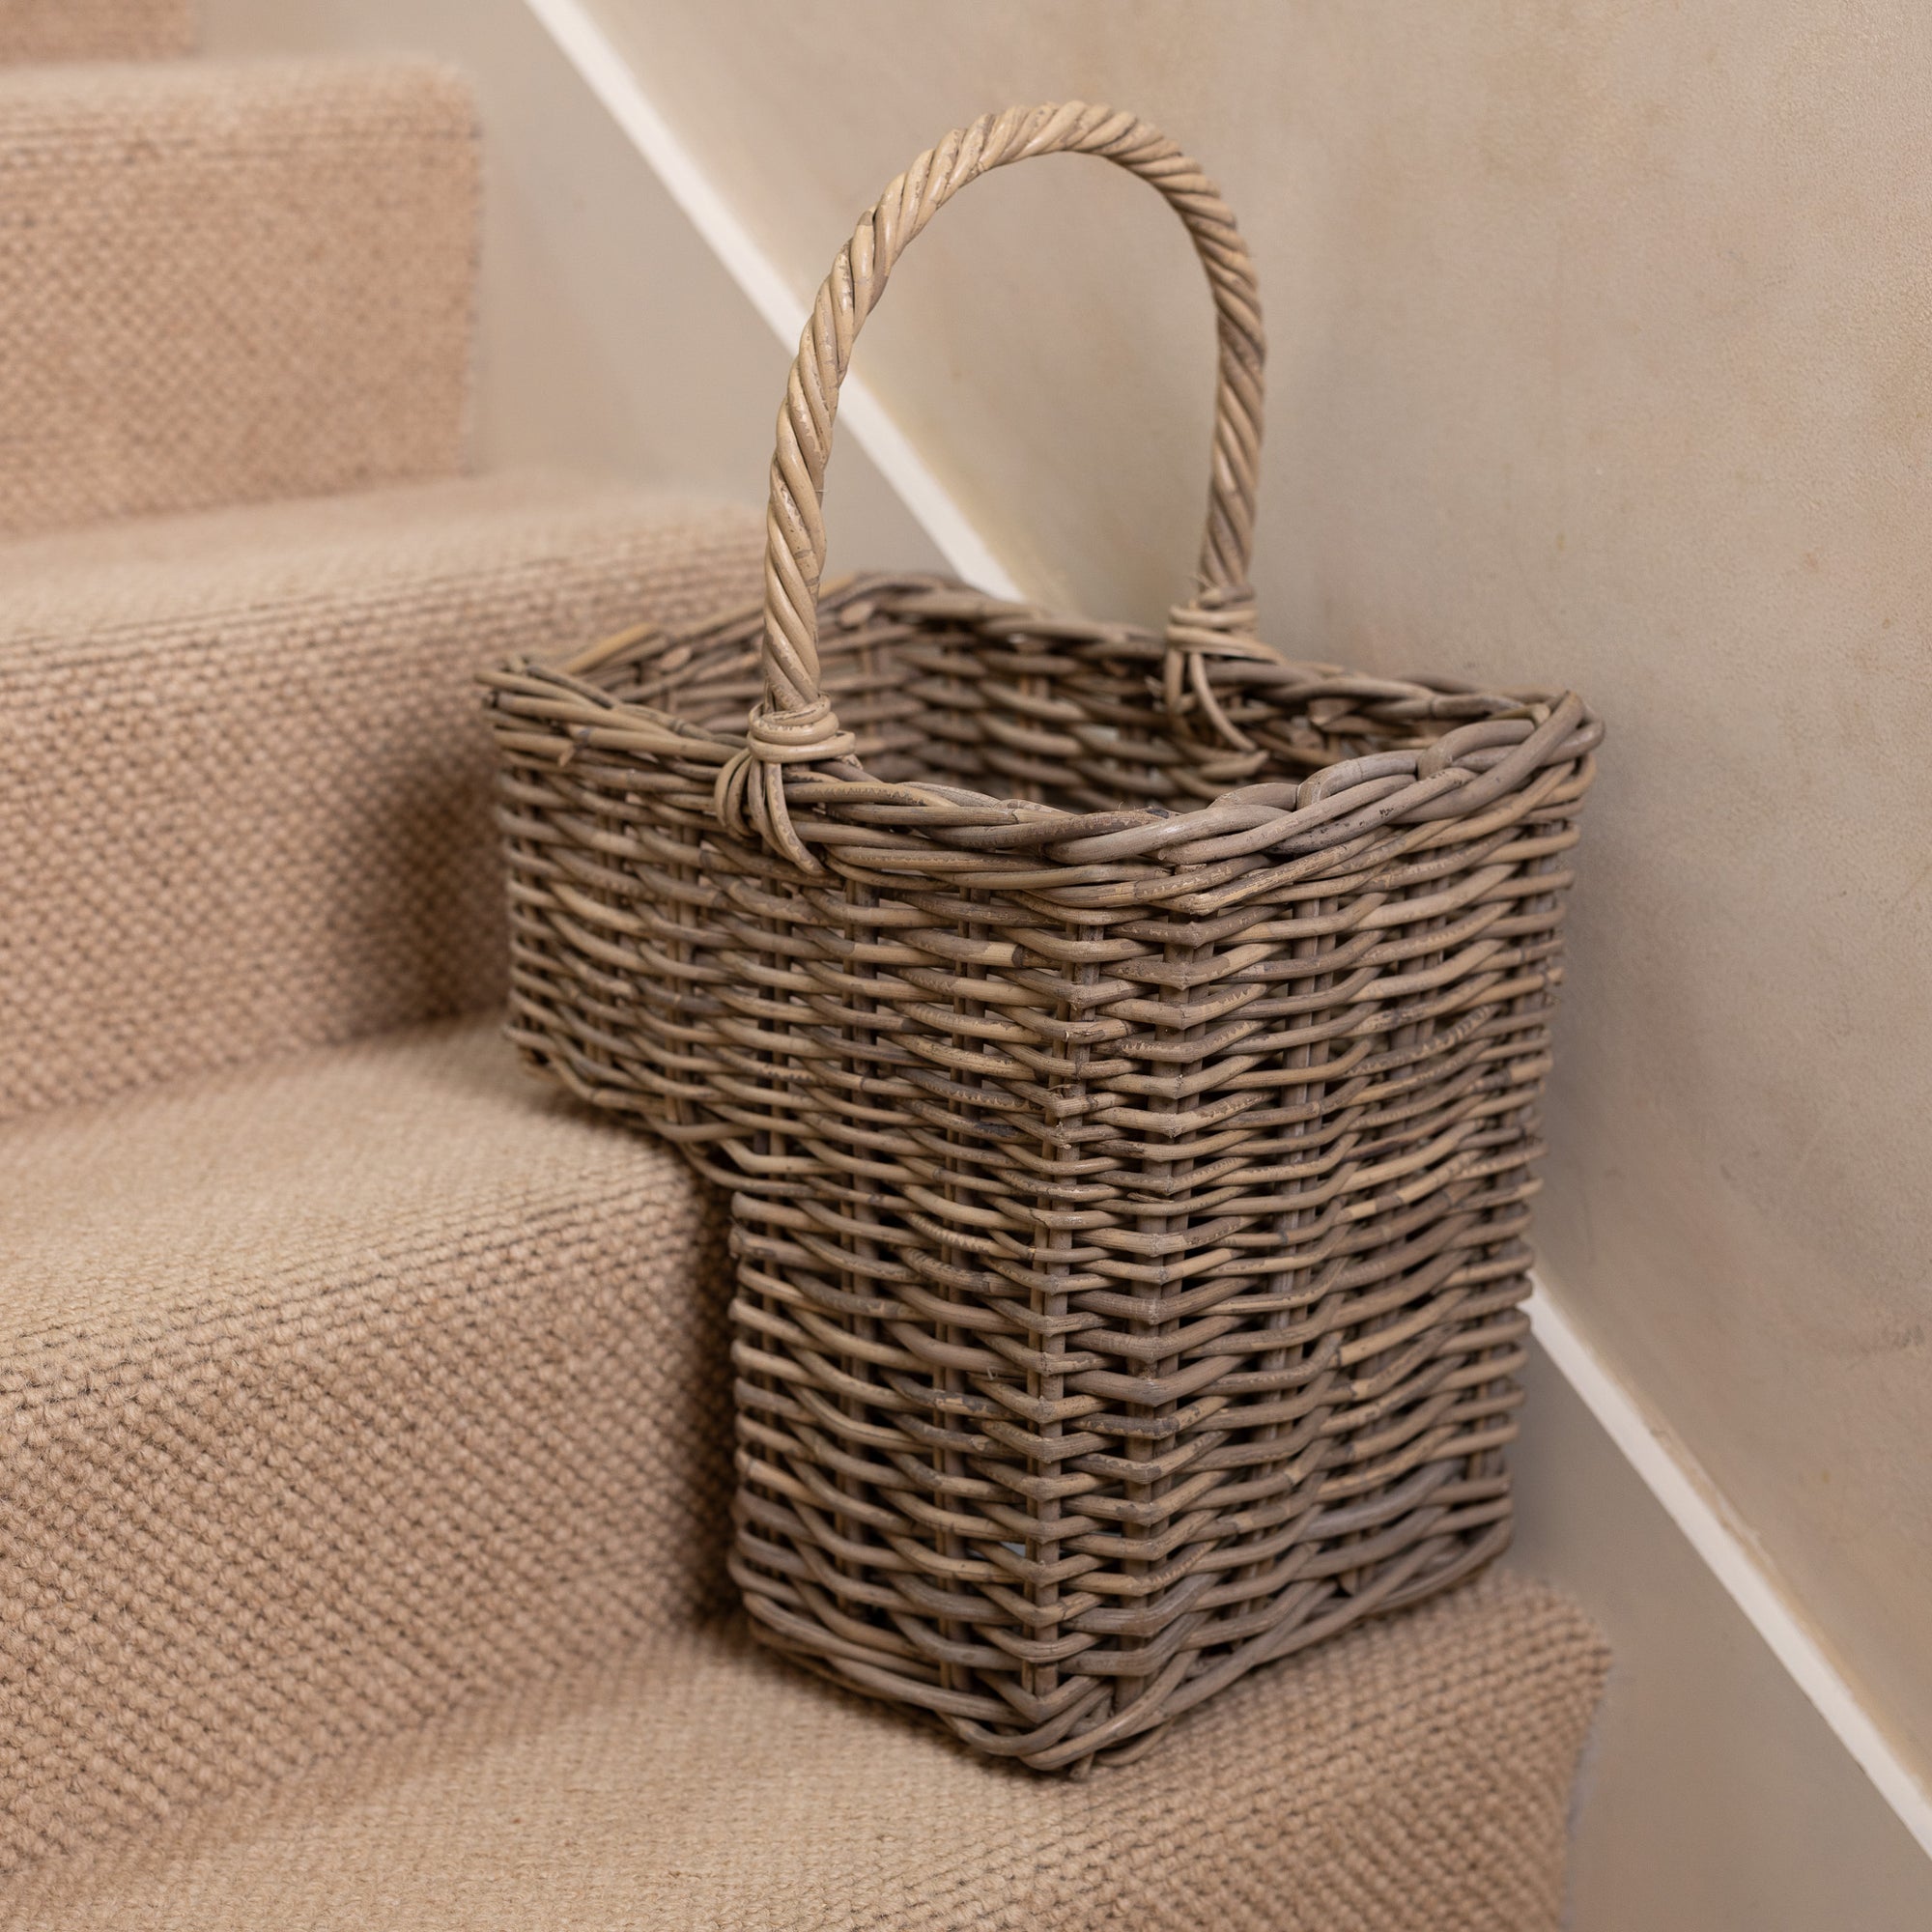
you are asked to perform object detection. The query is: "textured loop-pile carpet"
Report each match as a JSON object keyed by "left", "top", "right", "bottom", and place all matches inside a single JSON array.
[
  {"left": 0, "top": 58, "right": 477, "bottom": 535},
  {"left": 0, "top": 473, "right": 761, "bottom": 1118},
  {"left": 0, "top": 1576, "right": 1608, "bottom": 1932},
  {"left": 0, "top": 0, "right": 193, "bottom": 64},
  {"left": 0, "top": 1020, "right": 734, "bottom": 1875}
]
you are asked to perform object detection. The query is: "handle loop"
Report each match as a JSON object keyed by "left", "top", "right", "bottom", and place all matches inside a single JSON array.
[{"left": 718, "top": 100, "right": 1269, "bottom": 868}]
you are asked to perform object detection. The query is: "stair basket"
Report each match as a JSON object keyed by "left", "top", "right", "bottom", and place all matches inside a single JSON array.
[{"left": 482, "top": 101, "right": 1601, "bottom": 1771}]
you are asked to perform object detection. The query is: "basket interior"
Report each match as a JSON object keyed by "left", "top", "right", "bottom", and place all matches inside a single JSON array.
[{"left": 600, "top": 575, "right": 1510, "bottom": 818}]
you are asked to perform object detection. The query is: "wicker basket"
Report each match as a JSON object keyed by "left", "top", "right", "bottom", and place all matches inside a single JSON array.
[{"left": 483, "top": 100, "right": 1601, "bottom": 1770}]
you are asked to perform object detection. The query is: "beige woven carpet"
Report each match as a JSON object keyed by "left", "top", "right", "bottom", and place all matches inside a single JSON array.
[
  {"left": 0, "top": 0, "right": 193, "bottom": 63},
  {"left": 0, "top": 1576, "right": 1607, "bottom": 1931},
  {"left": 0, "top": 472, "right": 762, "bottom": 1119},
  {"left": 0, "top": 1018, "right": 735, "bottom": 1876},
  {"left": 0, "top": 58, "right": 474, "bottom": 535}
]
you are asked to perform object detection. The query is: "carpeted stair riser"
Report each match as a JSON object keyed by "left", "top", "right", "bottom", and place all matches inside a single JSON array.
[
  {"left": 0, "top": 1020, "right": 736, "bottom": 1877},
  {"left": 2, "top": 1577, "right": 1609, "bottom": 1931},
  {"left": 0, "top": 474, "right": 762, "bottom": 1120},
  {"left": 0, "top": 0, "right": 194, "bottom": 65},
  {"left": 0, "top": 59, "right": 475, "bottom": 535}
]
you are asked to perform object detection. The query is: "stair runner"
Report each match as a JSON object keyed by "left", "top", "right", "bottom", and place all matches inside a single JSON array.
[{"left": 0, "top": 2, "right": 1609, "bottom": 1925}]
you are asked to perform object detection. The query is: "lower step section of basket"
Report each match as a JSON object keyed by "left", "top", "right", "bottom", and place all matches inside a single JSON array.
[{"left": 4, "top": 1575, "right": 1606, "bottom": 1932}]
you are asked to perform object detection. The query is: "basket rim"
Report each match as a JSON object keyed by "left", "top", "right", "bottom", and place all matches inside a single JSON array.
[{"left": 483, "top": 571, "right": 1601, "bottom": 889}]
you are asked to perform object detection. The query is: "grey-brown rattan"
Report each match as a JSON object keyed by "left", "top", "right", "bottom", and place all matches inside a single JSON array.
[{"left": 483, "top": 100, "right": 1601, "bottom": 1770}]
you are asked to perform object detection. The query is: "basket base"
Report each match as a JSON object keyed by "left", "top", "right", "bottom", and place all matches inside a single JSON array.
[{"left": 730, "top": 1509, "right": 1515, "bottom": 1772}]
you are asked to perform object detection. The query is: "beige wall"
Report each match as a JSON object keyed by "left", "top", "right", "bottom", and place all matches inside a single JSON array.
[
  {"left": 1509, "top": 1344, "right": 1932, "bottom": 1931},
  {"left": 586, "top": 0, "right": 1932, "bottom": 1780}
]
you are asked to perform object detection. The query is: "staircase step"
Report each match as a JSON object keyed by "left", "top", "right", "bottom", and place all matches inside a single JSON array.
[
  {"left": 0, "top": 0, "right": 193, "bottom": 64},
  {"left": 0, "top": 470, "right": 761, "bottom": 1120},
  {"left": 2, "top": 1577, "right": 1607, "bottom": 1930},
  {"left": 0, "top": 58, "right": 475, "bottom": 534},
  {"left": 0, "top": 1014, "right": 734, "bottom": 1876}
]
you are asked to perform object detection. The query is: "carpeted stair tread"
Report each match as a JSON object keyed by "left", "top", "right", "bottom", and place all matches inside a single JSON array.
[
  {"left": 2, "top": 1576, "right": 1609, "bottom": 1932},
  {"left": 0, "top": 1015, "right": 733, "bottom": 1876},
  {"left": 0, "top": 469, "right": 763, "bottom": 1120},
  {"left": 0, "top": 57, "right": 475, "bottom": 534},
  {"left": 0, "top": 0, "right": 193, "bottom": 64}
]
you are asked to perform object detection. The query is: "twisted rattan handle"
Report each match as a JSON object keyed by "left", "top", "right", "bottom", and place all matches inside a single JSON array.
[{"left": 719, "top": 101, "right": 1269, "bottom": 867}]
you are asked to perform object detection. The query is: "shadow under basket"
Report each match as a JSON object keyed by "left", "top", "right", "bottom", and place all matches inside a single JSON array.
[{"left": 482, "top": 100, "right": 1602, "bottom": 1771}]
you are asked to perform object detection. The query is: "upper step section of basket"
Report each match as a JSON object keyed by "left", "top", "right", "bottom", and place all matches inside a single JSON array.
[
  {"left": 0, "top": 58, "right": 477, "bottom": 535},
  {"left": 486, "top": 573, "right": 1603, "bottom": 900}
]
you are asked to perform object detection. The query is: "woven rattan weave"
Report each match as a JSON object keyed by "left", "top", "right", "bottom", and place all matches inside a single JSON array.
[{"left": 483, "top": 101, "right": 1602, "bottom": 1770}]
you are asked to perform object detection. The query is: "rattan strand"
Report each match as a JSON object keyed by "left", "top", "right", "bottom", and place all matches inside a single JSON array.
[{"left": 483, "top": 100, "right": 1602, "bottom": 1771}]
